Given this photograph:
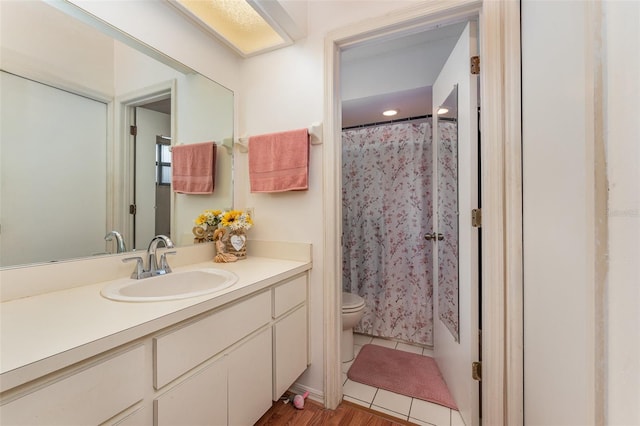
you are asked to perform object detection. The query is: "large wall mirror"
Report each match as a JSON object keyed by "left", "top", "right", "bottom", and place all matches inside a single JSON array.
[{"left": 0, "top": 0, "right": 234, "bottom": 268}]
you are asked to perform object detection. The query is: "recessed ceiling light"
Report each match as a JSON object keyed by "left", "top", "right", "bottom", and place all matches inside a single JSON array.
[
  {"left": 382, "top": 109, "right": 398, "bottom": 117},
  {"left": 437, "top": 107, "right": 449, "bottom": 115}
]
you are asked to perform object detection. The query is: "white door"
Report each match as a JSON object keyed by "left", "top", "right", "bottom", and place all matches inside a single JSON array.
[
  {"left": 432, "top": 22, "right": 480, "bottom": 426},
  {"left": 134, "top": 107, "right": 170, "bottom": 250},
  {"left": 0, "top": 71, "right": 107, "bottom": 266}
]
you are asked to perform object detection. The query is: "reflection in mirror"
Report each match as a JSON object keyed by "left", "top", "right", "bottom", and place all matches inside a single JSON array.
[
  {"left": 0, "top": 0, "right": 233, "bottom": 268},
  {"left": 437, "top": 84, "right": 460, "bottom": 342}
]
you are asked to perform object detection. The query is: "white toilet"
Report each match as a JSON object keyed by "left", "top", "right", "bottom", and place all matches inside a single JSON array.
[{"left": 341, "top": 292, "right": 366, "bottom": 362}]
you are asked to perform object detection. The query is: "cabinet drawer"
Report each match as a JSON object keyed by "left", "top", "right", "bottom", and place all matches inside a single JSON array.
[
  {"left": 154, "top": 291, "right": 271, "bottom": 389},
  {"left": 0, "top": 345, "right": 144, "bottom": 426},
  {"left": 273, "top": 274, "right": 307, "bottom": 318}
]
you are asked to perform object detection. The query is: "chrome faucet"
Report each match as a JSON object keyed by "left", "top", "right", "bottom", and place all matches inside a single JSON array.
[
  {"left": 123, "top": 235, "right": 176, "bottom": 279},
  {"left": 105, "top": 230, "right": 127, "bottom": 253},
  {"left": 147, "top": 235, "right": 175, "bottom": 275}
]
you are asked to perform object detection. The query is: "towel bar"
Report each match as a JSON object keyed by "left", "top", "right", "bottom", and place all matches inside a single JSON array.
[
  {"left": 169, "top": 140, "right": 232, "bottom": 155},
  {"left": 235, "top": 122, "right": 323, "bottom": 153}
]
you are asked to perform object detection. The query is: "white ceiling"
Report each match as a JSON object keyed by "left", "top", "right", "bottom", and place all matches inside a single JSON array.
[
  {"left": 341, "top": 22, "right": 466, "bottom": 128},
  {"left": 342, "top": 86, "right": 432, "bottom": 128}
]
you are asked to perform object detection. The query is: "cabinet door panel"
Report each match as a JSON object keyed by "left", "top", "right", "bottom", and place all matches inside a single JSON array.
[
  {"left": 154, "top": 357, "right": 227, "bottom": 426},
  {"left": 273, "top": 306, "right": 308, "bottom": 399},
  {"left": 227, "top": 329, "right": 272, "bottom": 426}
]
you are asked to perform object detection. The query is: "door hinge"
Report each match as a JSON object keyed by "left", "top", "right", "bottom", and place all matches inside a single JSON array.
[
  {"left": 471, "top": 208, "right": 482, "bottom": 228},
  {"left": 129, "top": 204, "right": 137, "bottom": 215},
  {"left": 471, "top": 55, "right": 480, "bottom": 75},
  {"left": 130, "top": 125, "right": 137, "bottom": 136},
  {"left": 472, "top": 361, "right": 482, "bottom": 381}
]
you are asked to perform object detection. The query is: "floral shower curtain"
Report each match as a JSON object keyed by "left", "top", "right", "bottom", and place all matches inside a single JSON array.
[{"left": 342, "top": 120, "right": 434, "bottom": 346}]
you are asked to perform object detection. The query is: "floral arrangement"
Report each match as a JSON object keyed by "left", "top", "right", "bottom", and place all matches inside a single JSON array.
[
  {"left": 193, "top": 209, "right": 253, "bottom": 242},
  {"left": 219, "top": 209, "right": 253, "bottom": 231},
  {"left": 195, "top": 209, "right": 223, "bottom": 229},
  {"left": 192, "top": 209, "right": 254, "bottom": 261}
]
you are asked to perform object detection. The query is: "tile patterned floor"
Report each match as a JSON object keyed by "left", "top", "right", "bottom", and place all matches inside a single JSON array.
[{"left": 342, "top": 334, "right": 465, "bottom": 426}]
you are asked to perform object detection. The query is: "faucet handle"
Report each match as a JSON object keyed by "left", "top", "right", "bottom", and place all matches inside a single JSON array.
[
  {"left": 159, "top": 251, "right": 177, "bottom": 273},
  {"left": 123, "top": 256, "right": 145, "bottom": 279}
]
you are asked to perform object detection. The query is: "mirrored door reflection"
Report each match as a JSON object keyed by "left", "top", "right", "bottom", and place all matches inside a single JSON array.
[{"left": 437, "top": 85, "right": 460, "bottom": 341}]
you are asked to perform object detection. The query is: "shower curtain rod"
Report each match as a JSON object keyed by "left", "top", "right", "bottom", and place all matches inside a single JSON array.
[
  {"left": 342, "top": 114, "right": 456, "bottom": 130},
  {"left": 342, "top": 114, "right": 429, "bottom": 130}
]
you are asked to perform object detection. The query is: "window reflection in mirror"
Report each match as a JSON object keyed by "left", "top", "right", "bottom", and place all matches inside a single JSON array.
[{"left": 0, "top": 0, "right": 233, "bottom": 267}]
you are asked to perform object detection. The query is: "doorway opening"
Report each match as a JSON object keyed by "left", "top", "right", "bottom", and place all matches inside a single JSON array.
[
  {"left": 323, "top": 3, "right": 523, "bottom": 424},
  {"left": 339, "top": 19, "right": 480, "bottom": 426},
  {"left": 117, "top": 81, "right": 175, "bottom": 251}
]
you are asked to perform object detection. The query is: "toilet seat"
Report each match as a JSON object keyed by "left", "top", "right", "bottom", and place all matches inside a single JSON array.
[{"left": 342, "top": 292, "right": 365, "bottom": 312}]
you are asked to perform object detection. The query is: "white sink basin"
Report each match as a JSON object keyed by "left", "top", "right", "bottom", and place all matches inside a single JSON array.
[{"left": 101, "top": 269, "right": 239, "bottom": 302}]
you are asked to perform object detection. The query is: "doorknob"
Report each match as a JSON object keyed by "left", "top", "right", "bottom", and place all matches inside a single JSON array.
[{"left": 424, "top": 233, "right": 444, "bottom": 241}]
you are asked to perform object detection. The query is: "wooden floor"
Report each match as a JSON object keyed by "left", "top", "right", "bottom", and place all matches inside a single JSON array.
[{"left": 255, "top": 397, "right": 416, "bottom": 426}]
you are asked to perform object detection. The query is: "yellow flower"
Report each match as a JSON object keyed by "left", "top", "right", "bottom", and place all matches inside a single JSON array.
[
  {"left": 195, "top": 214, "right": 207, "bottom": 225},
  {"left": 220, "top": 209, "right": 252, "bottom": 231},
  {"left": 221, "top": 210, "right": 241, "bottom": 227}
]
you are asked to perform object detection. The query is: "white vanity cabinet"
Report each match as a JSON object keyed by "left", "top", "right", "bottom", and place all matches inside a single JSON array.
[
  {"left": 153, "top": 290, "right": 273, "bottom": 426},
  {"left": 154, "top": 326, "right": 272, "bottom": 426},
  {"left": 0, "top": 345, "right": 145, "bottom": 425},
  {"left": 0, "top": 265, "right": 310, "bottom": 426}
]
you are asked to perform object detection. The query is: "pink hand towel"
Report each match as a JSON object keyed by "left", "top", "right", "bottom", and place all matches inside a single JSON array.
[
  {"left": 172, "top": 142, "right": 216, "bottom": 194},
  {"left": 249, "top": 129, "right": 309, "bottom": 193}
]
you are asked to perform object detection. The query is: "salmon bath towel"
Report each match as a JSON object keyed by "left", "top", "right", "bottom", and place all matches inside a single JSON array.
[
  {"left": 249, "top": 129, "right": 309, "bottom": 193},
  {"left": 172, "top": 142, "right": 216, "bottom": 194}
]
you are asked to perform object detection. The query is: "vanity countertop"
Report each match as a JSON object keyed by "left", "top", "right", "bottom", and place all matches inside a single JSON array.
[{"left": 0, "top": 256, "right": 311, "bottom": 393}]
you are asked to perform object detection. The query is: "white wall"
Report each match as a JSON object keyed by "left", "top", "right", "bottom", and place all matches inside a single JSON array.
[
  {"left": 604, "top": 1, "right": 640, "bottom": 424},
  {"left": 522, "top": 1, "right": 595, "bottom": 423},
  {"left": 523, "top": 0, "right": 639, "bottom": 424}
]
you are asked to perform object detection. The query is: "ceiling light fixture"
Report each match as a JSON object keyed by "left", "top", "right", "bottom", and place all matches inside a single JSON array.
[
  {"left": 170, "top": 0, "right": 304, "bottom": 57},
  {"left": 382, "top": 109, "right": 398, "bottom": 117},
  {"left": 437, "top": 107, "right": 449, "bottom": 115}
]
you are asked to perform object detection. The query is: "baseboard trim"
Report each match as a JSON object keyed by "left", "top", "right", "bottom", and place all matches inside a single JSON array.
[{"left": 288, "top": 382, "right": 324, "bottom": 405}]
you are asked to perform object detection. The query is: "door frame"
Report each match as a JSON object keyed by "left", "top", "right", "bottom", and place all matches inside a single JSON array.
[
  {"left": 322, "top": 1, "right": 523, "bottom": 424},
  {"left": 115, "top": 80, "right": 176, "bottom": 250}
]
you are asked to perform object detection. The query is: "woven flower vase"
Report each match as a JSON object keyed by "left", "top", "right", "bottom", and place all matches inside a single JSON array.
[{"left": 224, "top": 229, "right": 247, "bottom": 259}]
